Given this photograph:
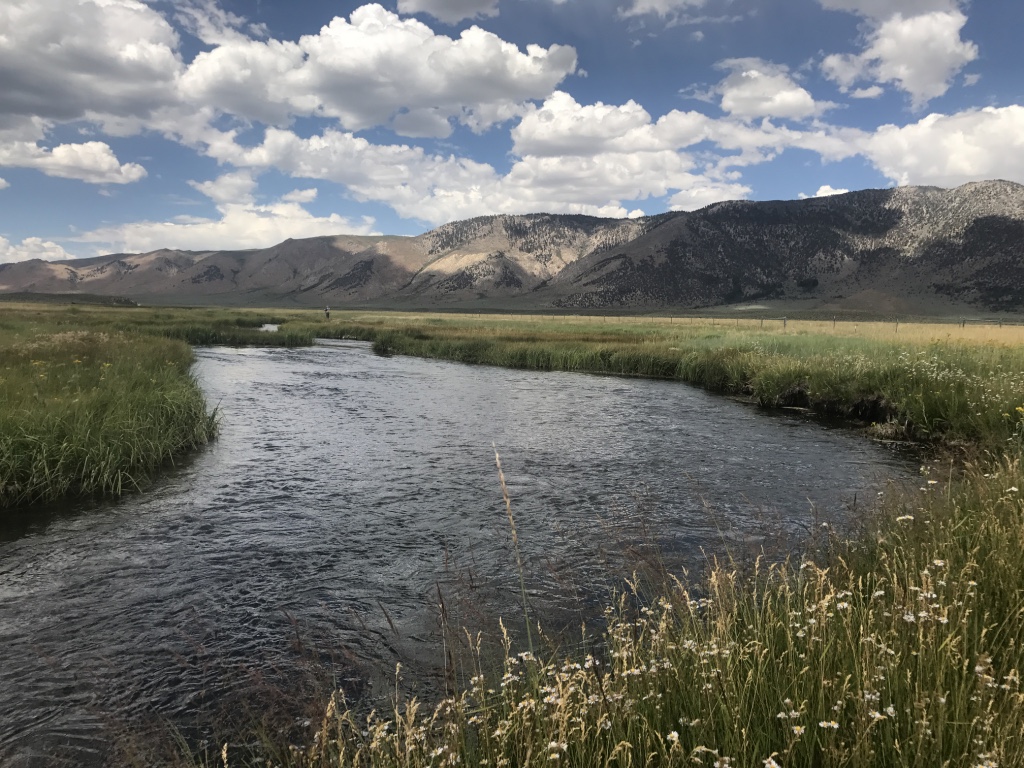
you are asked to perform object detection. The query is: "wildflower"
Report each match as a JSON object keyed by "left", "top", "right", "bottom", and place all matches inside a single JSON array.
[
  {"left": 1009, "top": 487, "right": 1019, "bottom": 493},
  {"left": 666, "top": 731, "right": 679, "bottom": 745},
  {"left": 885, "top": 705, "right": 897, "bottom": 717},
  {"left": 792, "top": 725, "right": 805, "bottom": 735},
  {"left": 869, "top": 710, "right": 886, "bottom": 722},
  {"left": 933, "top": 559, "right": 946, "bottom": 568},
  {"left": 763, "top": 758, "right": 781, "bottom": 768},
  {"left": 836, "top": 602, "right": 851, "bottom": 611},
  {"left": 818, "top": 720, "right": 839, "bottom": 730},
  {"left": 903, "top": 613, "right": 916, "bottom": 623}
]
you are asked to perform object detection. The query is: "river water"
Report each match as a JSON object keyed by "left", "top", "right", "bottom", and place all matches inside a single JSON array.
[{"left": 0, "top": 341, "right": 913, "bottom": 765}]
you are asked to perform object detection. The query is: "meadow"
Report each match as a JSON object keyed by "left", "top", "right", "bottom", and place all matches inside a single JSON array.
[
  {"left": 4, "top": 301, "right": 1024, "bottom": 767},
  {"left": 207, "top": 310, "right": 1024, "bottom": 768}
]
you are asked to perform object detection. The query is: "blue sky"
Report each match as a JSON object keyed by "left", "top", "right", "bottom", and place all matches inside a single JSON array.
[{"left": 1, "top": 0, "right": 1022, "bottom": 261}]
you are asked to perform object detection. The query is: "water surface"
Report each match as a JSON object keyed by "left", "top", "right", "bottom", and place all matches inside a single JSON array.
[{"left": 0, "top": 341, "right": 912, "bottom": 765}]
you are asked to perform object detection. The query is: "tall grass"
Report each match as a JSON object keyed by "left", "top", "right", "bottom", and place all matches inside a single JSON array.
[
  {"left": 211, "top": 460, "right": 1024, "bottom": 768},
  {"left": 0, "top": 330, "right": 216, "bottom": 508},
  {"left": 188, "top": 311, "right": 1024, "bottom": 768},
  {"left": 307, "top": 313, "right": 1024, "bottom": 452},
  {"left": 0, "top": 302, "right": 327, "bottom": 508}
]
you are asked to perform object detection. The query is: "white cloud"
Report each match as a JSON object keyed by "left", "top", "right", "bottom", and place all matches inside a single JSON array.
[
  {"left": 863, "top": 106, "right": 1024, "bottom": 187},
  {"left": 179, "top": 5, "right": 577, "bottom": 136},
  {"left": 0, "top": 0, "right": 182, "bottom": 125},
  {"left": 799, "top": 184, "right": 850, "bottom": 198},
  {"left": 174, "top": 0, "right": 264, "bottom": 45},
  {"left": 73, "top": 173, "right": 378, "bottom": 253},
  {"left": 715, "top": 58, "right": 835, "bottom": 120},
  {"left": 850, "top": 85, "right": 884, "bottom": 99},
  {"left": 668, "top": 181, "right": 752, "bottom": 210},
  {"left": 397, "top": 0, "right": 499, "bottom": 24},
  {"left": 821, "top": 11, "right": 977, "bottom": 108},
  {"left": 0, "top": 177, "right": 8, "bottom": 190},
  {"left": 0, "top": 235, "right": 72, "bottom": 263},
  {"left": 619, "top": 0, "right": 707, "bottom": 19},
  {"left": 188, "top": 170, "right": 256, "bottom": 206},
  {"left": 511, "top": 92, "right": 658, "bottom": 157},
  {"left": 0, "top": 141, "right": 146, "bottom": 184}
]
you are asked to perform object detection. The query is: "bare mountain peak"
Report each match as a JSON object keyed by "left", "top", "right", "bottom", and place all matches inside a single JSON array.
[{"left": 2, "top": 182, "right": 1022, "bottom": 312}]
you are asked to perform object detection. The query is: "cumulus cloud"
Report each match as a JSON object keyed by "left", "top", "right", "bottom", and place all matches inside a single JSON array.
[
  {"left": 0, "top": 235, "right": 72, "bottom": 263},
  {"left": 0, "top": 177, "right": 8, "bottom": 190},
  {"left": 821, "top": 10, "right": 977, "bottom": 108},
  {"left": 863, "top": 106, "right": 1024, "bottom": 187},
  {"left": 179, "top": 5, "right": 577, "bottom": 136},
  {"left": 851, "top": 85, "right": 884, "bottom": 99},
  {"left": 0, "top": 141, "right": 146, "bottom": 184},
  {"left": 511, "top": 92, "right": 659, "bottom": 157},
  {"left": 397, "top": 0, "right": 499, "bottom": 24},
  {"left": 0, "top": 0, "right": 182, "bottom": 125},
  {"left": 72, "top": 172, "right": 378, "bottom": 253},
  {"left": 715, "top": 59, "right": 835, "bottom": 120},
  {"left": 668, "top": 181, "right": 752, "bottom": 210},
  {"left": 212, "top": 92, "right": 807, "bottom": 223}
]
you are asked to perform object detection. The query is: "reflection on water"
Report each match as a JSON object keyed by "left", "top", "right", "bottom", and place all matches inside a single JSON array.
[{"left": 0, "top": 341, "right": 912, "bottom": 765}]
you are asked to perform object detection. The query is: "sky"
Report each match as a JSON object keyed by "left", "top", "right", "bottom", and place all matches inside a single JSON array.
[{"left": 1, "top": 0, "right": 1022, "bottom": 262}]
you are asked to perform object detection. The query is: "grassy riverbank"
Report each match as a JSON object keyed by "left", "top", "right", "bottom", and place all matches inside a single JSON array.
[
  {"left": 306, "top": 312, "right": 1024, "bottom": 452},
  {"left": 0, "top": 304, "right": 264, "bottom": 508},
  {"left": 197, "top": 311, "right": 1024, "bottom": 768},
  {"left": 251, "top": 460, "right": 1024, "bottom": 768},
  {"left": 0, "top": 327, "right": 217, "bottom": 508}
]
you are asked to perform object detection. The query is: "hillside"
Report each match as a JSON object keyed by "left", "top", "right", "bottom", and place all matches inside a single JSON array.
[{"left": 2, "top": 181, "right": 1023, "bottom": 313}]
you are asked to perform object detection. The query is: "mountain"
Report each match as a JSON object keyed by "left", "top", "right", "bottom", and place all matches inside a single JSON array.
[{"left": 2, "top": 180, "right": 1023, "bottom": 313}]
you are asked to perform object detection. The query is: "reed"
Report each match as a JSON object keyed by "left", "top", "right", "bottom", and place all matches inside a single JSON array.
[{"left": 0, "top": 329, "right": 216, "bottom": 508}]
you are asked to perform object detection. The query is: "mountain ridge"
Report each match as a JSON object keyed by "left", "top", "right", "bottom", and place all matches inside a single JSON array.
[{"left": 2, "top": 180, "right": 1023, "bottom": 313}]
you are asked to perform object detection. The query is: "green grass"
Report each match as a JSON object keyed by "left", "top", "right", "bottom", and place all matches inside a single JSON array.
[
  {"left": 0, "top": 329, "right": 217, "bottom": 508},
  {"left": 180, "top": 311, "right": 1024, "bottom": 768},
  {"left": 304, "top": 313, "right": 1024, "bottom": 452},
  {"left": 5, "top": 303, "right": 1024, "bottom": 766},
  {"left": 0, "top": 302, "right": 333, "bottom": 509},
  {"left": 209, "top": 459, "right": 1024, "bottom": 768}
]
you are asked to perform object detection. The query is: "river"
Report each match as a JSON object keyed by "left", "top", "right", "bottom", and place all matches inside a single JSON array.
[{"left": 0, "top": 341, "right": 913, "bottom": 766}]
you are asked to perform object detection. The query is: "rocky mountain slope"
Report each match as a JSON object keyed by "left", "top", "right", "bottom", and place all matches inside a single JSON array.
[{"left": 2, "top": 180, "right": 1023, "bottom": 312}]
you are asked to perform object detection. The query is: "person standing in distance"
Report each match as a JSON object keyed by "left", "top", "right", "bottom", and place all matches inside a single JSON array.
[{"left": 324, "top": 305, "right": 330, "bottom": 320}]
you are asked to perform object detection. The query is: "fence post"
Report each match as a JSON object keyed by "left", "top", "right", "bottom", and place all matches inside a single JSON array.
[{"left": 783, "top": 316, "right": 787, "bottom": 329}]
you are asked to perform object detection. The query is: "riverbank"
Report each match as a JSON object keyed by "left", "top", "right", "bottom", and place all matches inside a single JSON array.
[
  {"left": 0, "top": 329, "right": 216, "bottom": 509},
  {"left": 163, "top": 311, "right": 1019, "bottom": 768},
  {"left": 306, "top": 312, "right": 1024, "bottom": 452},
  {"left": 5, "top": 302, "right": 1024, "bottom": 767},
  {"left": 270, "top": 457, "right": 1024, "bottom": 768},
  {"left": 212, "top": 312, "right": 1024, "bottom": 767}
]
